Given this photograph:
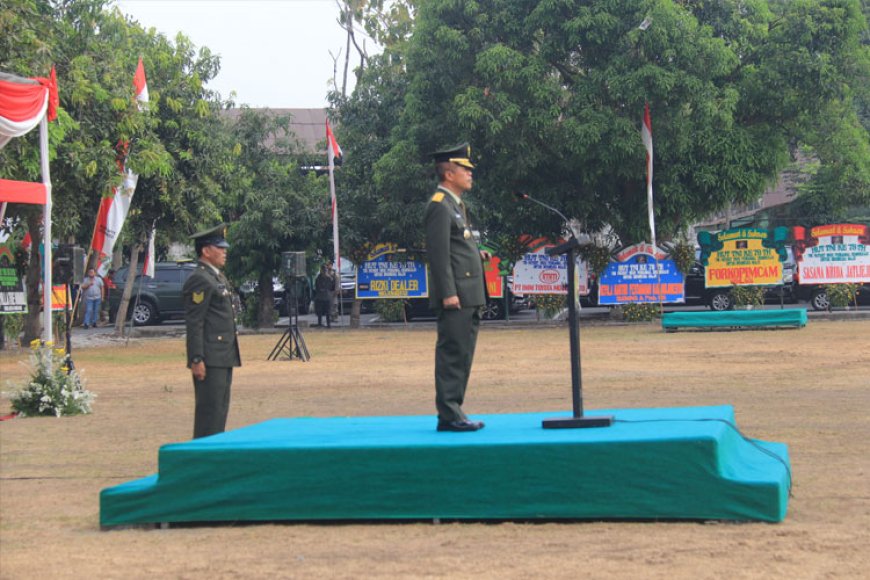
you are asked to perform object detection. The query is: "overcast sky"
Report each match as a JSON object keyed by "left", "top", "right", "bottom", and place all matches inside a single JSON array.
[{"left": 114, "top": 0, "right": 374, "bottom": 108}]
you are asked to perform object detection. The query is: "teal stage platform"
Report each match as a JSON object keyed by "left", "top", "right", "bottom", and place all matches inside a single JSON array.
[
  {"left": 662, "top": 309, "right": 807, "bottom": 331},
  {"left": 100, "top": 405, "right": 791, "bottom": 527}
]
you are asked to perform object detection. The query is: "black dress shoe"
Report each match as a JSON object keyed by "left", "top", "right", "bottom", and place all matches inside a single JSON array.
[{"left": 437, "top": 420, "right": 485, "bottom": 432}]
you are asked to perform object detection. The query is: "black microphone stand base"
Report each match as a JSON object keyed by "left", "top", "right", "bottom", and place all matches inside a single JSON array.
[{"left": 542, "top": 415, "right": 614, "bottom": 429}]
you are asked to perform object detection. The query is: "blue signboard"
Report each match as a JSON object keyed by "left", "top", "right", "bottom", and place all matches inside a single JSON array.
[
  {"left": 598, "top": 243, "right": 685, "bottom": 305},
  {"left": 356, "top": 244, "right": 428, "bottom": 299}
]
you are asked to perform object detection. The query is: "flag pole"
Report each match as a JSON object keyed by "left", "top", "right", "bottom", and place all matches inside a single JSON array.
[
  {"left": 643, "top": 103, "right": 663, "bottom": 313},
  {"left": 329, "top": 161, "right": 341, "bottom": 325},
  {"left": 40, "top": 115, "right": 53, "bottom": 343},
  {"left": 327, "top": 120, "right": 342, "bottom": 326}
]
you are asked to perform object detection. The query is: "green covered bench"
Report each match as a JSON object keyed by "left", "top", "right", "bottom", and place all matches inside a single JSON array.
[{"left": 662, "top": 309, "right": 807, "bottom": 331}]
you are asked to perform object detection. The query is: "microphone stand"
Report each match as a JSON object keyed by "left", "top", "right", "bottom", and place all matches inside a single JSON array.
[{"left": 516, "top": 193, "right": 613, "bottom": 429}]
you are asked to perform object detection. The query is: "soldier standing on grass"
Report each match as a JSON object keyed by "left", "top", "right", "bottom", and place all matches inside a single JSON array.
[
  {"left": 314, "top": 261, "right": 337, "bottom": 328},
  {"left": 424, "top": 143, "right": 491, "bottom": 432},
  {"left": 183, "top": 224, "right": 241, "bottom": 439}
]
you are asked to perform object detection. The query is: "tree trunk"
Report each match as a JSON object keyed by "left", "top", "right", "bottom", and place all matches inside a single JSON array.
[
  {"left": 112, "top": 245, "right": 124, "bottom": 271},
  {"left": 342, "top": 3, "right": 351, "bottom": 98},
  {"left": 22, "top": 211, "right": 43, "bottom": 345},
  {"left": 114, "top": 242, "right": 142, "bottom": 336},
  {"left": 350, "top": 298, "right": 361, "bottom": 328},
  {"left": 257, "top": 271, "right": 275, "bottom": 328}
]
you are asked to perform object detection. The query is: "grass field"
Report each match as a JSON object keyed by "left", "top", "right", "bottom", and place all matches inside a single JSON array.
[{"left": 1, "top": 320, "right": 869, "bottom": 579}]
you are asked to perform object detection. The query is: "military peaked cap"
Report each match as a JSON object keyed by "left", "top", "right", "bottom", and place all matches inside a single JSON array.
[
  {"left": 190, "top": 224, "right": 230, "bottom": 249},
  {"left": 431, "top": 142, "right": 475, "bottom": 169}
]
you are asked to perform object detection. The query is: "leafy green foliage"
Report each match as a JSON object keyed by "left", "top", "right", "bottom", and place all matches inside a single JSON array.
[
  {"left": 730, "top": 285, "right": 765, "bottom": 307},
  {"left": 535, "top": 294, "right": 566, "bottom": 319},
  {"left": 579, "top": 244, "right": 613, "bottom": 277},
  {"left": 825, "top": 282, "right": 858, "bottom": 307},
  {"left": 373, "top": 299, "right": 407, "bottom": 322},
  {"left": 623, "top": 303, "right": 661, "bottom": 322},
  {"left": 669, "top": 240, "right": 696, "bottom": 274},
  {"left": 366, "top": 0, "right": 868, "bottom": 249},
  {"left": 222, "top": 109, "right": 326, "bottom": 328},
  {"left": 1, "top": 0, "right": 240, "bottom": 339}
]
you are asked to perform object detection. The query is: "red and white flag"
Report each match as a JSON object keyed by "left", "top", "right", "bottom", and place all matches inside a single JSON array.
[
  {"left": 326, "top": 119, "right": 342, "bottom": 166},
  {"left": 326, "top": 120, "right": 342, "bottom": 271},
  {"left": 642, "top": 103, "right": 656, "bottom": 251},
  {"left": 91, "top": 58, "right": 149, "bottom": 275},
  {"left": 133, "top": 57, "right": 149, "bottom": 110},
  {"left": 142, "top": 222, "right": 156, "bottom": 278}
]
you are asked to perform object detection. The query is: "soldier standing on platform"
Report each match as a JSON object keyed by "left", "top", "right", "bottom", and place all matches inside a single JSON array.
[
  {"left": 425, "top": 143, "right": 491, "bottom": 432},
  {"left": 183, "top": 224, "right": 241, "bottom": 439}
]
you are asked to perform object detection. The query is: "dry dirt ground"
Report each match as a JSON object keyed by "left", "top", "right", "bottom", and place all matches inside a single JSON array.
[{"left": 1, "top": 319, "right": 869, "bottom": 579}]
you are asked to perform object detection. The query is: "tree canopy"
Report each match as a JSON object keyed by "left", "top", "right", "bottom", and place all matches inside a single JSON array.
[
  {"left": 1, "top": 0, "right": 241, "bottom": 339},
  {"left": 362, "top": 0, "right": 868, "bottom": 248}
]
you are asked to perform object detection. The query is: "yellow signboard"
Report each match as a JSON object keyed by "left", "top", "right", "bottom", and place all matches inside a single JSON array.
[
  {"left": 51, "top": 285, "right": 69, "bottom": 311},
  {"left": 705, "top": 229, "right": 783, "bottom": 288}
]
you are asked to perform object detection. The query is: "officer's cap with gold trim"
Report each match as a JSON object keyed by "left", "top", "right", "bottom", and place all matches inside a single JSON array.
[
  {"left": 190, "top": 223, "right": 230, "bottom": 250},
  {"left": 431, "top": 142, "right": 475, "bottom": 169}
]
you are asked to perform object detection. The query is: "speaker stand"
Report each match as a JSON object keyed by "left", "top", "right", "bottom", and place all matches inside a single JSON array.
[{"left": 267, "top": 324, "right": 310, "bottom": 362}]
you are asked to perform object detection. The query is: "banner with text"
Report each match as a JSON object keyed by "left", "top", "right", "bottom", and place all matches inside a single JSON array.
[
  {"left": 598, "top": 243, "right": 684, "bottom": 305},
  {"left": 356, "top": 243, "right": 428, "bottom": 299},
  {"left": 699, "top": 228, "right": 786, "bottom": 288},
  {"left": 793, "top": 224, "right": 870, "bottom": 284},
  {"left": 511, "top": 238, "right": 589, "bottom": 296},
  {"left": 0, "top": 239, "right": 27, "bottom": 314}
]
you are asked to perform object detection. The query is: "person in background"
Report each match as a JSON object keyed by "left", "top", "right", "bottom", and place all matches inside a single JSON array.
[
  {"left": 101, "top": 268, "right": 116, "bottom": 324},
  {"left": 314, "top": 261, "right": 337, "bottom": 328},
  {"left": 80, "top": 267, "right": 104, "bottom": 329}
]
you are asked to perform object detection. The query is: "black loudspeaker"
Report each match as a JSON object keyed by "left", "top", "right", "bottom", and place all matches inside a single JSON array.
[
  {"left": 53, "top": 245, "right": 85, "bottom": 285},
  {"left": 281, "top": 251, "right": 306, "bottom": 278}
]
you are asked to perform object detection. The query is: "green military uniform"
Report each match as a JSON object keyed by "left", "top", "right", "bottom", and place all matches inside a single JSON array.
[
  {"left": 183, "top": 225, "right": 241, "bottom": 439},
  {"left": 425, "top": 144, "right": 487, "bottom": 425}
]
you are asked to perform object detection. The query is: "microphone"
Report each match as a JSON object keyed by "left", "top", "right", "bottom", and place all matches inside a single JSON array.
[
  {"left": 513, "top": 191, "right": 570, "bottom": 227},
  {"left": 514, "top": 191, "right": 588, "bottom": 243}
]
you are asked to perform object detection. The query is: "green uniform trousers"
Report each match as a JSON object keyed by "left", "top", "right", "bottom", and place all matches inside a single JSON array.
[
  {"left": 435, "top": 307, "right": 481, "bottom": 422},
  {"left": 193, "top": 367, "right": 233, "bottom": 439}
]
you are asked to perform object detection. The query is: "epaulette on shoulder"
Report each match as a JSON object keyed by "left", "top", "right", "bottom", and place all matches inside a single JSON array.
[{"left": 431, "top": 192, "right": 445, "bottom": 203}]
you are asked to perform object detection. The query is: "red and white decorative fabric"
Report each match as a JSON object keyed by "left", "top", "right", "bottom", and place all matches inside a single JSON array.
[
  {"left": 0, "top": 68, "right": 58, "bottom": 149},
  {"left": 91, "top": 58, "right": 149, "bottom": 275},
  {"left": 0, "top": 69, "right": 57, "bottom": 205}
]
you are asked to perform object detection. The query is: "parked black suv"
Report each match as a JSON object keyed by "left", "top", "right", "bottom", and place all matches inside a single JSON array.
[{"left": 108, "top": 261, "right": 198, "bottom": 325}]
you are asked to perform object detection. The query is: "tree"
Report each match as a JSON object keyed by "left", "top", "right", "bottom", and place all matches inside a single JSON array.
[
  {"left": 329, "top": 1, "right": 417, "bottom": 325},
  {"left": 109, "top": 23, "right": 240, "bottom": 333},
  {"left": 372, "top": 0, "right": 868, "bottom": 248},
  {"left": 1, "top": 0, "right": 243, "bottom": 339},
  {"left": 333, "top": 0, "right": 416, "bottom": 96},
  {"left": 1, "top": 0, "right": 139, "bottom": 341},
  {"left": 222, "top": 109, "right": 326, "bottom": 329}
]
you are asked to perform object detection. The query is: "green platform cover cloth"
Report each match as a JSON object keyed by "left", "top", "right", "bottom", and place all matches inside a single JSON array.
[
  {"left": 100, "top": 406, "right": 791, "bottom": 526},
  {"left": 662, "top": 309, "right": 807, "bottom": 330}
]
